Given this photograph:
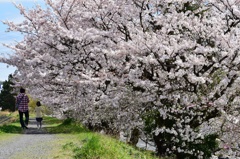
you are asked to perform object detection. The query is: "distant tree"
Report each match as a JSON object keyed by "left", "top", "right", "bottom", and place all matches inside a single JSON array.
[{"left": 0, "top": 75, "right": 16, "bottom": 112}]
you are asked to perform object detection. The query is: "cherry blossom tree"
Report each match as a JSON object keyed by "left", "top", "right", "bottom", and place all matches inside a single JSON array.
[{"left": 2, "top": 0, "right": 240, "bottom": 158}]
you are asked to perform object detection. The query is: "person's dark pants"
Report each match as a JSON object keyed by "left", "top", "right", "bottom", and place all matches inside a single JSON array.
[{"left": 19, "top": 110, "right": 29, "bottom": 128}]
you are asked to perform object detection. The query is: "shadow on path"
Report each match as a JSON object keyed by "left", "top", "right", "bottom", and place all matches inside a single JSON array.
[
  {"left": 0, "top": 118, "right": 55, "bottom": 134},
  {"left": 23, "top": 118, "right": 48, "bottom": 134},
  {"left": 1, "top": 117, "right": 88, "bottom": 134}
]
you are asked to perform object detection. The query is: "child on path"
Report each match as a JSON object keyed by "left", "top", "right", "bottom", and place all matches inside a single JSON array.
[{"left": 35, "top": 101, "right": 43, "bottom": 129}]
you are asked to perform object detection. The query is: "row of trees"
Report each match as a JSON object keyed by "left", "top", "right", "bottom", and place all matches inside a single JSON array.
[
  {"left": 0, "top": 75, "right": 16, "bottom": 112},
  {"left": 1, "top": 0, "right": 240, "bottom": 158}
]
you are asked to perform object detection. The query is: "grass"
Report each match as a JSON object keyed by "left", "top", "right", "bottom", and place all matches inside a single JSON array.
[
  {"left": 45, "top": 118, "right": 160, "bottom": 159},
  {"left": 54, "top": 132, "right": 159, "bottom": 159},
  {"left": 0, "top": 111, "right": 22, "bottom": 144},
  {"left": 0, "top": 112, "right": 160, "bottom": 159},
  {"left": 72, "top": 133, "right": 158, "bottom": 159},
  {"left": 0, "top": 111, "right": 22, "bottom": 134},
  {"left": 45, "top": 118, "right": 88, "bottom": 134}
]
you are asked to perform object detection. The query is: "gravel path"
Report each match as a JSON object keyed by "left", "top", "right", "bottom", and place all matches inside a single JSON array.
[{"left": 0, "top": 118, "right": 57, "bottom": 159}]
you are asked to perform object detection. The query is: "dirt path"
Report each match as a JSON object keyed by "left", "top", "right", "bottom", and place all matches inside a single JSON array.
[{"left": 0, "top": 118, "right": 57, "bottom": 159}]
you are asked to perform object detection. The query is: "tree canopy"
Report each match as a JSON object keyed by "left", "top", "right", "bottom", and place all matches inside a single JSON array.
[{"left": 1, "top": 0, "right": 240, "bottom": 158}]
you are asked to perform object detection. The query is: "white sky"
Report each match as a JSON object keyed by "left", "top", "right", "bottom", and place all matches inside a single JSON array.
[{"left": 0, "top": 0, "right": 46, "bottom": 81}]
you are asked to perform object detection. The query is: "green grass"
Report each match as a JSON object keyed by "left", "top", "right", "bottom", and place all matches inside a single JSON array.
[
  {"left": 70, "top": 133, "right": 159, "bottom": 159},
  {"left": 0, "top": 111, "right": 22, "bottom": 144},
  {"left": 0, "top": 111, "right": 22, "bottom": 134},
  {"left": 46, "top": 118, "right": 159, "bottom": 159},
  {"left": 0, "top": 124, "right": 22, "bottom": 134},
  {"left": 45, "top": 118, "right": 88, "bottom": 134}
]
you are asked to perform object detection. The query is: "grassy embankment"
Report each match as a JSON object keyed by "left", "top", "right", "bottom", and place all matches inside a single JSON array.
[{"left": 0, "top": 111, "right": 160, "bottom": 159}]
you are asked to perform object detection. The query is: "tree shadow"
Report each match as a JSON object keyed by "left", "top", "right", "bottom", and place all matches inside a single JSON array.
[
  {"left": 0, "top": 118, "right": 89, "bottom": 135},
  {"left": 0, "top": 125, "right": 22, "bottom": 134},
  {"left": 44, "top": 118, "right": 89, "bottom": 134}
]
